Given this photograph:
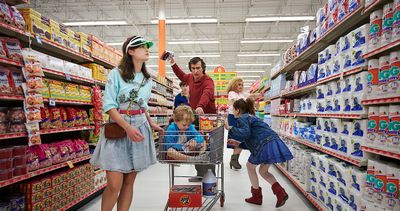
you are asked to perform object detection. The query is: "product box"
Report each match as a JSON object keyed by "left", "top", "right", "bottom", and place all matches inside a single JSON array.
[
  {"left": 168, "top": 185, "right": 202, "bottom": 208},
  {"left": 67, "top": 28, "right": 81, "bottom": 53},
  {"left": 89, "top": 35, "right": 105, "bottom": 59},
  {"left": 65, "top": 83, "right": 79, "bottom": 101},
  {"left": 79, "top": 85, "right": 91, "bottom": 102},
  {"left": 48, "top": 80, "right": 65, "bottom": 100},
  {"left": 19, "top": 8, "right": 51, "bottom": 40},
  {"left": 50, "top": 19, "right": 68, "bottom": 47},
  {"left": 78, "top": 32, "right": 92, "bottom": 57}
]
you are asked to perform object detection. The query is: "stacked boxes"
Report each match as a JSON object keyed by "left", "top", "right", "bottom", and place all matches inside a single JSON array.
[{"left": 19, "top": 8, "right": 51, "bottom": 41}]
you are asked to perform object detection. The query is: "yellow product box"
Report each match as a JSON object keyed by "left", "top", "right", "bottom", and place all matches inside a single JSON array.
[
  {"left": 40, "top": 78, "right": 50, "bottom": 98},
  {"left": 90, "top": 35, "right": 104, "bottom": 59},
  {"left": 48, "top": 80, "right": 65, "bottom": 100},
  {"left": 78, "top": 32, "right": 92, "bottom": 57},
  {"left": 79, "top": 85, "right": 92, "bottom": 102},
  {"left": 65, "top": 83, "right": 79, "bottom": 101},
  {"left": 67, "top": 28, "right": 81, "bottom": 53},
  {"left": 82, "top": 63, "right": 101, "bottom": 81},
  {"left": 50, "top": 19, "right": 68, "bottom": 47},
  {"left": 19, "top": 8, "right": 51, "bottom": 40}
]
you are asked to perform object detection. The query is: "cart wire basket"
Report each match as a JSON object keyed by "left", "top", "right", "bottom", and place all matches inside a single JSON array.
[{"left": 157, "top": 115, "right": 225, "bottom": 210}]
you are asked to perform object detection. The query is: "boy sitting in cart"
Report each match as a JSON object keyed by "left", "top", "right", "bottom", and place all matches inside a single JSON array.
[{"left": 164, "top": 105, "right": 208, "bottom": 162}]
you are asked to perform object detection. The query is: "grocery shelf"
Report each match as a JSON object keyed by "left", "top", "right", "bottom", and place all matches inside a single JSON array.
[
  {"left": 0, "top": 155, "right": 91, "bottom": 188},
  {"left": 0, "top": 94, "right": 24, "bottom": 101},
  {"left": 0, "top": 57, "right": 23, "bottom": 67},
  {"left": 5, "top": 0, "right": 29, "bottom": 5},
  {"left": 152, "top": 89, "right": 169, "bottom": 98},
  {"left": 271, "top": 5, "right": 368, "bottom": 79},
  {"left": 148, "top": 102, "right": 173, "bottom": 108},
  {"left": 40, "top": 126, "right": 94, "bottom": 135},
  {"left": 362, "top": 96, "right": 400, "bottom": 105},
  {"left": 94, "top": 80, "right": 107, "bottom": 87},
  {"left": 363, "top": 39, "right": 400, "bottom": 59},
  {"left": 60, "top": 183, "right": 107, "bottom": 211},
  {"left": 92, "top": 55, "right": 116, "bottom": 69},
  {"left": 153, "top": 79, "right": 174, "bottom": 90},
  {"left": 0, "top": 22, "right": 93, "bottom": 64},
  {"left": 0, "top": 132, "right": 27, "bottom": 140},
  {"left": 274, "top": 164, "right": 325, "bottom": 211},
  {"left": 361, "top": 146, "right": 400, "bottom": 160},
  {"left": 282, "top": 67, "right": 366, "bottom": 98},
  {"left": 43, "top": 98, "right": 93, "bottom": 106},
  {"left": 278, "top": 132, "right": 364, "bottom": 167},
  {"left": 273, "top": 113, "right": 367, "bottom": 119},
  {"left": 362, "top": 0, "right": 390, "bottom": 14},
  {"left": 42, "top": 68, "right": 95, "bottom": 85}
]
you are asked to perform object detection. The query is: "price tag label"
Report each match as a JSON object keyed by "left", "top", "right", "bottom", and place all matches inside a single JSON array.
[
  {"left": 67, "top": 161, "right": 74, "bottom": 168},
  {"left": 65, "top": 73, "right": 71, "bottom": 81},
  {"left": 49, "top": 98, "right": 56, "bottom": 107},
  {"left": 35, "top": 35, "right": 43, "bottom": 45}
]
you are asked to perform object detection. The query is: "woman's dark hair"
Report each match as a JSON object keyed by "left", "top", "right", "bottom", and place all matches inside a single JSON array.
[
  {"left": 188, "top": 57, "right": 206, "bottom": 74},
  {"left": 118, "top": 36, "right": 151, "bottom": 82},
  {"left": 233, "top": 98, "right": 255, "bottom": 115},
  {"left": 179, "top": 81, "right": 188, "bottom": 87}
]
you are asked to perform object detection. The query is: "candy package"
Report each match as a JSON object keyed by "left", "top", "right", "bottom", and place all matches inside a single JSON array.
[
  {"left": 0, "top": 66, "right": 11, "bottom": 94},
  {"left": 26, "top": 147, "right": 40, "bottom": 171},
  {"left": 9, "top": 68, "right": 23, "bottom": 95},
  {"left": 26, "top": 77, "right": 44, "bottom": 93},
  {"left": 25, "top": 108, "right": 41, "bottom": 123},
  {"left": 49, "top": 107, "right": 61, "bottom": 129},
  {"left": 3, "top": 38, "right": 22, "bottom": 62},
  {"left": 39, "top": 106, "right": 50, "bottom": 129},
  {"left": 28, "top": 131, "right": 41, "bottom": 146},
  {"left": 9, "top": 6, "right": 25, "bottom": 30},
  {"left": 0, "top": 0, "right": 12, "bottom": 24},
  {"left": 25, "top": 93, "right": 44, "bottom": 109}
]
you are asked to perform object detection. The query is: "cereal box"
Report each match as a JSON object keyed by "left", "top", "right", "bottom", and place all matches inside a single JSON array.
[{"left": 19, "top": 8, "right": 51, "bottom": 40}]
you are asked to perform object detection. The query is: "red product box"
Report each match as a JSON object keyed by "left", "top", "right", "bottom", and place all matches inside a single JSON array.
[{"left": 168, "top": 185, "right": 202, "bottom": 208}]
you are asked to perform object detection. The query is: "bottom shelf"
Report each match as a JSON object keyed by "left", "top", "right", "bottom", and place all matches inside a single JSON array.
[
  {"left": 274, "top": 164, "right": 326, "bottom": 211},
  {"left": 61, "top": 183, "right": 107, "bottom": 211}
]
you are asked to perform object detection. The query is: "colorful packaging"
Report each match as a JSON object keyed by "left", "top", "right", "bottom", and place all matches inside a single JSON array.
[
  {"left": 381, "top": 3, "right": 394, "bottom": 46},
  {"left": 18, "top": 8, "right": 51, "bottom": 40},
  {"left": 378, "top": 55, "right": 390, "bottom": 96},
  {"left": 78, "top": 32, "right": 91, "bottom": 57},
  {"left": 392, "top": 0, "right": 400, "bottom": 41},
  {"left": 378, "top": 106, "right": 390, "bottom": 147},
  {"left": 67, "top": 28, "right": 80, "bottom": 53},
  {"left": 50, "top": 19, "right": 68, "bottom": 47},
  {"left": 389, "top": 51, "right": 400, "bottom": 97},
  {"left": 369, "top": 10, "right": 383, "bottom": 51},
  {"left": 388, "top": 105, "right": 400, "bottom": 152}
]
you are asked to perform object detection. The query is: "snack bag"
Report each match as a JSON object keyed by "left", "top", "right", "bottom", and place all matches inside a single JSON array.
[
  {"left": 39, "top": 106, "right": 51, "bottom": 129},
  {"left": 49, "top": 107, "right": 61, "bottom": 129}
]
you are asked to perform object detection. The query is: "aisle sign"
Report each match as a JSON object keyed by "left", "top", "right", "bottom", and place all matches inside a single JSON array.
[{"left": 208, "top": 66, "right": 236, "bottom": 93}]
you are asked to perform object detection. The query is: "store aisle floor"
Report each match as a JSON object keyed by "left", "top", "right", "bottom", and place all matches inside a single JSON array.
[{"left": 79, "top": 149, "right": 315, "bottom": 211}]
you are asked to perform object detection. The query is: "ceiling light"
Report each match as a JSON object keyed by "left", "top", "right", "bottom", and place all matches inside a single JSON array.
[
  {"left": 237, "top": 53, "right": 280, "bottom": 57},
  {"left": 179, "top": 54, "right": 220, "bottom": 58},
  {"left": 235, "top": 71, "right": 266, "bottom": 73},
  {"left": 235, "top": 63, "right": 271, "bottom": 66},
  {"left": 151, "top": 18, "right": 217, "bottom": 24},
  {"left": 245, "top": 16, "right": 315, "bottom": 22},
  {"left": 63, "top": 20, "right": 128, "bottom": 26},
  {"left": 241, "top": 40, "right": 293, "bottom": 43},
  {"left": 107, "top": 42, "right": 123, "bottom": 46},
  {"left": 168, "top": 40, "right": 220, "bottom": 45},
  {"left": 239, "top": 76, "right": 261, "bottom": 78}
]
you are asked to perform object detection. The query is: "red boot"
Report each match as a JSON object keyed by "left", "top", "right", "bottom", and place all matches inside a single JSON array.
[
  {"left": 271, "top": 182, "right": 289, "bottom": 208},
  {"left": 245, "top": 186, "right": 262, "bottom": 205}
]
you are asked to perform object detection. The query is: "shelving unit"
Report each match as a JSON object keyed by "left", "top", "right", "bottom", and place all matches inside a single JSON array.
[
  {"left": 274, "top": 164, "right": 326, "bottom": 211},
  {"left": 361, "top": 146, "right": 400, "bottom": 160},
  {"left": 60, "top": 183, "right": 107, "bottom": 211},
  {"left": 272, "top": 113, "right": 367, "bottom": 119},
  {"left": 42, "top": 68, "right": 95, "bottom": 85},
  {"left": 0, "top": 155, "right": 91, "bottom": 188},
  {"left": 43, "top": 98, "right": 93, "bottom": 106},
  {"left": 0, "top": 94, "right": 24, "bottom": 101},
  {"left": 278, "top": 132, "right": 364, "bottom": 167},
  {"left": 363, "top": 39, "right": 400, "bottom": 59},
  {"left": 270, "top": 5, "right": 369, "bottom": 79},
  {"left": 361, "top": 96, "right": 400, "bottom": 105},
  {"left": 0, "top": 57, "right": 23, "bottom": 67}
]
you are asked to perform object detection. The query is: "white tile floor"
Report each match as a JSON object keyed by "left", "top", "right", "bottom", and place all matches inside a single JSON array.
[{"left": 79, "top": 149, "right": 315, "bottom": 211}]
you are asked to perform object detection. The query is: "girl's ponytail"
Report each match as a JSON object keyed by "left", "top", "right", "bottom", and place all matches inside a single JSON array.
[
  {"left": 246, "top": 98, "right": 256, "bottom": 115},
  {"left": 233, "top": 98, "right": 256, "bottom": 115}
]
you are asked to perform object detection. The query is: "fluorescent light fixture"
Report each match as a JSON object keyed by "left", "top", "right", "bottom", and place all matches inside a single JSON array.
[
  {"left": 239, "top": 75, "right": 261, "bottom": 78},
  {"left": 235, "top": 63, "right": 271, "bottom": 66},
  {"left": 235, "top": 71, "right": 266, "bottom": 73},
  {"left": 237, "top": 53, "right": 280, "bottom": 57},
  {"left": 168, "top": 40, "right": 220, "bottom": 45},
  {"left": 151, "top": 18, "right": 217, "bottom": 24},
  {"left": 245, "top": 16, "right": 315, "bottom": 22},
  {"left": 179, "top": 54, "right": 220, "bottom": 58},
  {"left": 63, "top": 20, "right": 128, "bottom": 26},
  {"left": 241, "top": 40, "right": 293, "bottom": 43},
  {"left": 106, "top": 42, "right": 124, "bottom": 46}
]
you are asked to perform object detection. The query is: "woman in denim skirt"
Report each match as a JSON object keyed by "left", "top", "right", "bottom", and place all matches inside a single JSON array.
[{"left": 90, "top": 36, "right": 164, "bottom": 211}]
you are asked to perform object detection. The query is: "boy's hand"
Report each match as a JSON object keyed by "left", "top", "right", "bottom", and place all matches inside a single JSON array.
[{"left": 184, "top": 139, "right": 198, "bottom": 152}]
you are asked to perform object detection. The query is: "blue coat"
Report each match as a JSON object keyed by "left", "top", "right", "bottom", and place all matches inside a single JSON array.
[
  {"left": 164, "top": 123, "right": 204, "bottom": 151},
  {"left": 174, "top": 93, "right": 189, "bottom": 109},
  {"left": 229, "top": 114, "right": 282, "bottom": 156}
]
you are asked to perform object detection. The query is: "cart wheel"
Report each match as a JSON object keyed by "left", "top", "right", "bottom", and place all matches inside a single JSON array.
[{"left": 220, "top": 193, "right": 225, "bottom": 207}]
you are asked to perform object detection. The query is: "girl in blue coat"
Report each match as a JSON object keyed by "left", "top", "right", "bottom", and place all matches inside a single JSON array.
[{"left": 225, "top": 98, "right": 293, "bottom": 208}]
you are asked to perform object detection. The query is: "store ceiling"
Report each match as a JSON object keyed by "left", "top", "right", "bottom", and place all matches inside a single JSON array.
[{"left": 27, "top": 0, "right": 324, "bottom": 88}]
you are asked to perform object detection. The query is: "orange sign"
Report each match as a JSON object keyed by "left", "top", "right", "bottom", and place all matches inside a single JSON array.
[{"left": 213, "top": 66, "right": 225, "bottom": 73}]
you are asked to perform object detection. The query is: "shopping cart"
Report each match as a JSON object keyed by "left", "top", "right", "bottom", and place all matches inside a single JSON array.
[{"left": 157, "top": 115, "right": 225, "bottom": 211}]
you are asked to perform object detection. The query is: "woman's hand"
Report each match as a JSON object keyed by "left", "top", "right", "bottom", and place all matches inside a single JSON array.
[
  {"left": 151, "top": 122, "right": 165, "bottom": 136},
  {"left": 126, "top": 126, "right": 144, "bottom": 142}
]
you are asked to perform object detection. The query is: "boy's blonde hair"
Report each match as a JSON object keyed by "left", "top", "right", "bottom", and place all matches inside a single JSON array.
[
  {"left": 173, "top": 105, "right": 195, "bottom": 123},
  {"left": 226, "top": 77, "right": 244, "bottom": 92}
]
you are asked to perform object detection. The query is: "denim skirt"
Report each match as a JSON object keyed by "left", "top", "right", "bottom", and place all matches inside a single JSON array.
[{"left": 90, "top": 113, "right": 157, "bottom": 173}]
